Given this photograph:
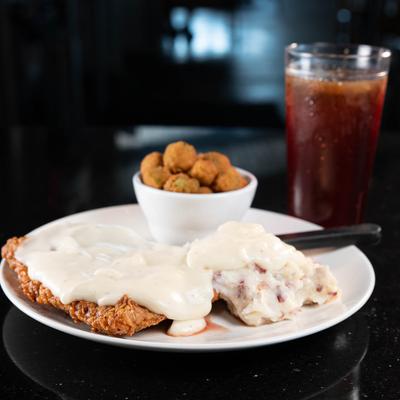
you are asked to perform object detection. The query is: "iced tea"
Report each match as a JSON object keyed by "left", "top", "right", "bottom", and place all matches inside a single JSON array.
[{"left": 285, "top": 44, "right": 390, "bottom": 227}]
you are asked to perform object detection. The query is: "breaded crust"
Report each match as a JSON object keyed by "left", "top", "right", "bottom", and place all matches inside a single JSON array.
[{"left": 1, "top": 237, "right": 166, "bottom": 336}]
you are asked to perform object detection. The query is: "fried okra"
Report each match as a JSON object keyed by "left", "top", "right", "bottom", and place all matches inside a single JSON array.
[
  {"left": 163, "top": 141, "right": 197, "bottom": 173},
  {"left": 199, "top": 152, "right": 231, "bottom": 174},
  {"left": 140, "top": 152, "right": 163, "bottom": 174},
  {"left": 140, "top": 142, "right": 248, "bottom": 193},
  {"left": 163, "top": 173, "right": 200, "bottom": 193},
  {"left": 197, "top": 186, "right": 213, "bottom": 194},
  {"left": 189, "top": 159, "right": 218, "bottom": 186},
  {"left": 142, "top": 166, "right": 171, "bottom": 189},
  {"left": 213, "top": 167, "right": 248, "bottom": 192}
]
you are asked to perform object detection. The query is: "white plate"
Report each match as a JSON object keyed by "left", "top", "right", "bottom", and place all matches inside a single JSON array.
[{"left": 0, "top": 204, "right": 375, "bottom": 352}]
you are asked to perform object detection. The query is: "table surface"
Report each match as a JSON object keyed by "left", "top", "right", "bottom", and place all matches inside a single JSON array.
[{"left": 0, "top": 128, "right": 399, "bottom": 400}]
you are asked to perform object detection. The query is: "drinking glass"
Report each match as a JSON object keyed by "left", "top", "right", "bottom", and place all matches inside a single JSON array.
[{"left": 285, "top": 43, "right": 391, "bottom": 227}]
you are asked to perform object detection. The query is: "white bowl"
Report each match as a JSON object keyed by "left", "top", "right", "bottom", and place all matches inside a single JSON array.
[{"left": 133, "top": 167, "right": 258, "bottom": 244}]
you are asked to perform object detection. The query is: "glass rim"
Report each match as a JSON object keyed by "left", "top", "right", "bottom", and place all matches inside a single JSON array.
[{"left": 286, "top": 42, "right": 391, "bottom": 60}]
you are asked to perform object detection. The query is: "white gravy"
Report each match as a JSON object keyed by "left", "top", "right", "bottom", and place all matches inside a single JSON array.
[
  {"left": 14, "top": 221, "right": 338, "bottom": 333},
  {"left": 16, "top": 223, "right": 213, "bottom": 321}
]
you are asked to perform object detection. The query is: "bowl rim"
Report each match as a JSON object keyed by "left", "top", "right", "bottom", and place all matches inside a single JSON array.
[{"left": 133, "top": 167, "right": 258, "bottom": 199}]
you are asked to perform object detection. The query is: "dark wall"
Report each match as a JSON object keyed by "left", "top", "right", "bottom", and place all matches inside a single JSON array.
[{"left": 0, "top": 0, "right": 399, "bottom": 131}]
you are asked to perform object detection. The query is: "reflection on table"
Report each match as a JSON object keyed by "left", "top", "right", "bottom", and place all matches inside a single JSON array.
[{"left": 3, "top": 306, "right": 368, "bottom": 400}]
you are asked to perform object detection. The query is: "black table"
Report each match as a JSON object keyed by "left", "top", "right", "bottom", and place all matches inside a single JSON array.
[{"left": 0, "top": 127, "right": 399, "bottom": 399}]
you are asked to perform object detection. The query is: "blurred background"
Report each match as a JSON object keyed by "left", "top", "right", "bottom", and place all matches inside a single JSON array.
[{"left": 1, "top": 0, "right": 400, "bottom": 238}]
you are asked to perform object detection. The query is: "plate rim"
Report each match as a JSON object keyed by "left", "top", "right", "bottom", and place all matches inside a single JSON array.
[{"left": 0, "top": 204, "right": 375, "bottom": 352}]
